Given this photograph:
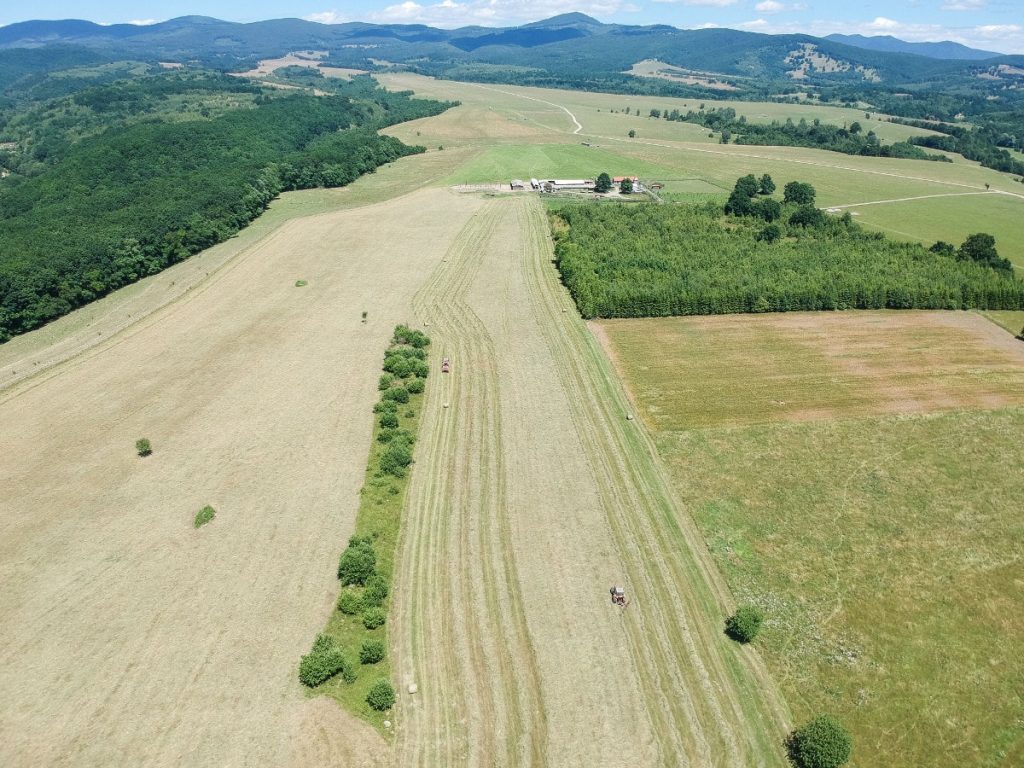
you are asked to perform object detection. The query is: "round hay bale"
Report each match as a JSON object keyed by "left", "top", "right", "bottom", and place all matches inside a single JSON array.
[
  {"left": 383, "top": 720, "right": 391, "bottom": 729},
  {"left": 626, "top": 414, "right": 634, "bottom": 421},
  {"left": 408, "top": 683, "right": 418, "bottom": 695},
  {"left": 443, "top": 402, "right": 450, "bottom": 409}
]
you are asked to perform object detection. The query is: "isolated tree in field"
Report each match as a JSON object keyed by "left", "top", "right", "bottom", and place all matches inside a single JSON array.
[
  {"left": 786, "top": 715, "right": 852, "bottom": 768},
  {"left": 135, "top": 438, "right": 152, "bottom": 457},
  {"left": 849, "top": 121, "right": 862, "bottom": 134},
  {"left": 759, "top": 174, "right": 776, "bottom": 195},
  {"left": 619, "top": 178, "right": 634, "bottom": 194},
  {"left": 366, "top": 679, "right": 396, "bottom": 711},
  {"left": 649, "top": 108, "right": 661, "bottom": 118},
  {"left": 360, "top": 639, "right": 386, "bottom": 665},
  {"left": 362, "top": 607, "right": 386, "bottom": 629},
  {"left": 784, "top": 181, "right": 816, "bottom": 205},
  {"left": 628, "top": 129, "right": 637, "bottom": 138},
  {"left": 595, "top": 172, "right": 612, "bottom": 193},
  {"left": 725, "top": 605, "right": 764, "bottom": 643}
]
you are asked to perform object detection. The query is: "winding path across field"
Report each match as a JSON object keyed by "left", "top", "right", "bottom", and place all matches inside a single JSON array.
[{"left": 393, "top": 195, "right": 790, "bottom": 766}]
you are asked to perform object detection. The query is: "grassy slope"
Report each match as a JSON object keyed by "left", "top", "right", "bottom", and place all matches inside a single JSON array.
[{"left": 600, "top": 315, "right": 1024, "bottom": 767}]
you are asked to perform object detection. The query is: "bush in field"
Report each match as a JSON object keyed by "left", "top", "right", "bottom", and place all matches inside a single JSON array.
[
  {"left": 366, "top": 678, "right": 396, "bottom": 711},
  {"left": 360, "top": 639, "right": 386, "bottom": 665},
  {"left": 725, "top": 605, "right": 764, "bottom": 643},
  {"left": 406, "top": 378, "right": 424, "bottom": 394},
  {"left": 756, "top": 224, "right": 782, "bottom": 243},
  {"left": 374, "top": 399, "right": 398, "bottom": 414},
  {"left": 337, "top": 590, "right": 363, "bottom": 615},
  {"left": 379, "top": 412, "right": 399, "bottom": 429},
  {"left": 784, "top": 181, "right": 816, "bottom": 205},
  {"left": 136, "top": 438, "right": 152, "bottom": 457},
  {"left": 393, "top": 325, "right": 430, "bottom": 348},
  {"left": 362, "top": 607, "right": 386, "bottom": 629},
  {"left": 380, "top": 440, "right": 413, "bottom": 477},
  {"left": 377, "top": 428, "right": 397, "bottom": 443},
  {"left": 299, "top": 634, "right": 352, "bottom": 687},
  {"left": 378, "top": 373, "right": 394, "bottom": 391},
  {"left": 383, "top": 387, "right": 409, "bottom": 404},
  {"left": 338, "top": 537, "right": 377, "bottom": 585},
  {"left": 413, "top": 360, "right": 430, "bottom": 378},
  {"left": 193, "top": 505, "right": 216, "bottom": 528},
  {"left": 789, "top": 205, "right": 826, "bottom": 229},
  {"left": 384, "top": 356, "right": 413, "bottom": 378},
  {"left": 362, "top": 573, "right": 389, "bottom": 607},
  {"left": 786, "top": 715, "right": 852, "bottom": 768}
]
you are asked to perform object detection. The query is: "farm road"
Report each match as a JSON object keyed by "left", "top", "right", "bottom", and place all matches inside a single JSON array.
[{"left": 393, "top": 195, "right": 790, "bottom": 767}]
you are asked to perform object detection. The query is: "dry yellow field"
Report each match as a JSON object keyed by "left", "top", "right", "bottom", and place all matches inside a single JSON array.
[
  {"left": 0, "top": 186, "right": 483, "bottom": 767},
  {"left": 596, "top": 311, "right": 1024, "bottom": 430}
]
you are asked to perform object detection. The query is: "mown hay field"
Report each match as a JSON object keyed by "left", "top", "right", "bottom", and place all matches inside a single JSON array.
[{"left": 598, "top": 312, "right": 1024, "bottom": 767}]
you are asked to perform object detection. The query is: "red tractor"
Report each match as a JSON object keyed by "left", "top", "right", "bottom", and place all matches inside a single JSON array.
[
  {"left": 610, "top": 585, "right": 629, "bottom": 608},
  {"left": 441, "top": 356, "right": 451, "bottom": 373}
]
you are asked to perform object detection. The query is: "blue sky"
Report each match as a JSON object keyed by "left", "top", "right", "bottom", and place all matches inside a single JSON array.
[{"left": 2, "top": 0, "right": 1022, "bottom": 53}]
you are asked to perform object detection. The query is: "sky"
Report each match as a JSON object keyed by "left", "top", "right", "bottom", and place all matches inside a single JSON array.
[{"left": 2, "top": 0, "right": 1022, "bottom": 54}]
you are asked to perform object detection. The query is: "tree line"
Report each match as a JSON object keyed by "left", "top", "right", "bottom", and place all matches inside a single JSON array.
[
  {"left": 0, "top": 78, "right": 452, "bottom": 342},
  {"left": 552, "top": 178, "right": 1024, "bottom": 319}
]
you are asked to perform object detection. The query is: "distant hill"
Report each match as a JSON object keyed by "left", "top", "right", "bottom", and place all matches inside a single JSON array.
[
  {"left": 824, "top": 33, "right": 999, "bottom": 61},
  {"left": 0, "top": 13, "right": 1021, "bottom": 95}
]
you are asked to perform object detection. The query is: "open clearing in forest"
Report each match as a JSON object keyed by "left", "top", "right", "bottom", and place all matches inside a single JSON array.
[
  {"left": 599, "top": 315, "right": 1024, "bottom": 767},
  {"left": 597, "top": 311, "right": 1024, "bottom": 430},
  {"left": 393, "top": 195, "right": 790, "bottom": 766},
  {"left": 380, "top": 73, "right": 1024, "bottom": 268},
  {"left": 0, "top": 186, "right": 482, "bottom": 767}
]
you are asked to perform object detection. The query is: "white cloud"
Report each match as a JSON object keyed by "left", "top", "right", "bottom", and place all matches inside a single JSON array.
[
  {"left": 755, "top": 1, "right": 784, "bottom": 12},
  {"left": 127, "top": 19, "right": 159, "bottom": 26},
  {"left": 941, "top": 0, "right": 985, "bottom": 10},
  {"left": 652, "top": 0, "right": 737, "bottom": 5},
  {"left": 730, "top": 15, "right": 1024, "bottom": 54},
  {"left": 304, "top": 11, "right": 348, "bottom": 24},
  {"left": 368, "top": 0, "right": 637, "bottom": 27}
]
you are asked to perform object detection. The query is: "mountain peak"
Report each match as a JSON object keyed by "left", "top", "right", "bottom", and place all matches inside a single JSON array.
[{"left": 525, "top": 13, "right": 603, "bottom": 28}]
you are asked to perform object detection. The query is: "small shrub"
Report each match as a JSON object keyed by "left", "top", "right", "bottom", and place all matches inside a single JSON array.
[
  {"left": 337, "top": 590, "right": 362, "bottom": 615},
  {"left": 393, "top": 325, "right": 430, "bottom": 348},
  {"left": 378, "top": 373, "right": 394, "bottom": 391},
  {"left": 413, "top": 360, "right": 430, "bottom": 378},
  {"left": 338, "top": 538, "right": 377, "bottom": 585},
  {"left": 377, "top": 428, "right": 397, "bottom": 443},
  {"left": 136, "top": 438, "right": 152, "bottom": 457},
  {"left": 295, "top": 279, "right": 308, "bottom": 287},
  {"left": 374, "top": 399, "right": 398, "bottom": 414},
  {"left": 382, "top": 387, "right": 409, "bottom": 404},
  {"left": 756, "top": 224, "right": 782, "bottom": 243},
  {"left": 362, "top": 607, "right": 386, "bottom": 629},
  {"left": 362, "top": 573, "right": 389, "bottom": 607},
  {"left": 787, "top": 715, "right": 852, "bottom": 768},
  {"left": 193, "top": 505, "right": 216, "bottom": 528},
  {"left": 384, "top": 357, "right": 413, "bottom": 378},
  {"left": 367, "top": 678, "right": 396, "bottom": 711},
  {"left": 379, "top": 412, "right": 399, "bottom": 429},
  {"left": 360, "top": 639, "right": 386, "bottom": 665},
  {"left": 298, "top": 634, "right": 351, "bottom": 687},
  {"left": 725, "top": 605, "right": 764, "bottom": 643},
  {"left": 380, "top": 441, "right": 413, "bottom": 477},
  {"left": 406, "top": 378, "right": 424, "bottom": 394}
]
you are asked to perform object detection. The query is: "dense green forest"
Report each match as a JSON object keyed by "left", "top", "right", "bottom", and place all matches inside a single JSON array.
[
  {"left": 552, "top": 188, "right": 1024, "bottom": 319},
  {"left": 0, "top": 75, "right": 452, "bottom": 341}
]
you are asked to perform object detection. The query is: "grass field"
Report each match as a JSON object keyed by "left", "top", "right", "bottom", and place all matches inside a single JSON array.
[
  {"left": 380, "top": 73, "right": 1024, "bottom": 268},
  {"left": 598, "top": 313, "right": 1024, "bottom": 767},
  {"left": 0, "top": 186, "right": 483, "bottom": 767}
]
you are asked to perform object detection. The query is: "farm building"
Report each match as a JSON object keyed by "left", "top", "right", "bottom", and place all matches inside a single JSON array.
[
  {"left": 510, "top": 179, "right": 526, "bottom": 190},
  {"left": 542, "top": 179, "right": 596, "bottom": 192}
]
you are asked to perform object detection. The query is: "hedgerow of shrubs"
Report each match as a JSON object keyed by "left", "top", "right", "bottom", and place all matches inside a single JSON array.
[
  {"left": 300, "top": 326, "right": 430, "bottom": 708},
  {"left": 366, "top": 679, "right": 396, "bottom": 711},
  {"left": 337, "top": 536, "right": 377, "bottom": 585},
  {"left": 299, "top": 634, "right": 354, "bottom": 687},
  {"left": 360, "top": 639, "right": 386, "bottom": 665}
]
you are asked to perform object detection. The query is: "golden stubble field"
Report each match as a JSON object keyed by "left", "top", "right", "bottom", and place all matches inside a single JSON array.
[{"left": 0, "top": 186, "right": 484, "bottom": 767}]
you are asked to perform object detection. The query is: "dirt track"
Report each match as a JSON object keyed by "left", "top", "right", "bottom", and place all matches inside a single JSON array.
[
  {"left": 393, "top": 196, "right": 790, "bottom": 766},
  {"left": 0, "top": 187, "right": 482, "bottom": 767}
]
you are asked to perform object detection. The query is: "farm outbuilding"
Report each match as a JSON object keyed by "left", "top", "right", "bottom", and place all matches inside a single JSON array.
[{"left": 510, "top": 179, "right": 526, "bottom": 190}]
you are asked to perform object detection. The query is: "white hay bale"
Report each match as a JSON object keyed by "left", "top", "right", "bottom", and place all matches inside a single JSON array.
[
  {"left": 383, "top": 720, "right": 391, "bottom": 729},
  {"left": 443, "top": 403, "right": 450, "bottom": 409},
  {"left": 408, "top": 683, "right": 418, "bottom": 694},
  {"left": 626, "top": 414, "right": 634, "bottom": 421}
]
